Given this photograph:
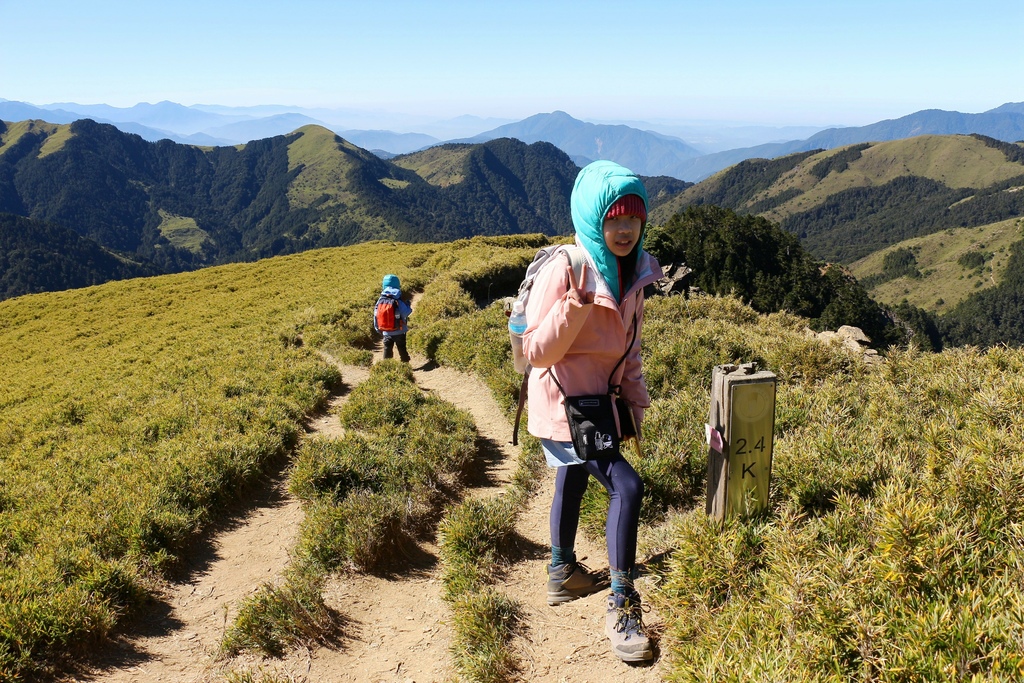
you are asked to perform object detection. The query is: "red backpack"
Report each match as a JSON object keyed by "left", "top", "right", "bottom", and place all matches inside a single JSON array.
[{"left": 375, "top": 295, "right": 400, "bottom": 332}]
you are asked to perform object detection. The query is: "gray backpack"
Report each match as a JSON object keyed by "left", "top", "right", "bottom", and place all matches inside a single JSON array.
[{"left": 510, "top": 245, "right": 585, "bottom": 445}]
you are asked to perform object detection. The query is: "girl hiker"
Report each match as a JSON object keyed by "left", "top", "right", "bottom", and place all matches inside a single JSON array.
[{"left": 521, "top": 160, "right": 661, "bottom": 662}]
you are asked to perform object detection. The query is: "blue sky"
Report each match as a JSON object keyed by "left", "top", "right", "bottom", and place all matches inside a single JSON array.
[{"left": 2, "top": 0, "right": 1021, "bottom": 127}]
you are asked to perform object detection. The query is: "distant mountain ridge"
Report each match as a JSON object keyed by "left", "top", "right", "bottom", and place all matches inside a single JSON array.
[
  {"left": 3, "top": 98, "right": 1023, "bottom": 181},
  {"left": 456, "top": 110, "right": 704, "bottom": 177},
  {"left": 0, "top": 118, "right": 616, "bottom": 299},
  {"left": 652, "top": 107, "right": 1024, "bottom": 181}
]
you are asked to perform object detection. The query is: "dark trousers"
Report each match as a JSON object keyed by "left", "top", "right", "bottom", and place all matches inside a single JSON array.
[
  {"left": 383, "top": 333, "right": 410, "bottom": 362},
  {"left": 550, "top": 452, "right": 644, "bottom": 572}
]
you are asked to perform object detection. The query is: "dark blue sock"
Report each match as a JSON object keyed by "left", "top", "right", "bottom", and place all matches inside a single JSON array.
[
  {"left": 551, "top": 546, "right": 575, "bottom": 567},
  {"left": 610, "top": 568, "right": 631, "bottom": 595}
]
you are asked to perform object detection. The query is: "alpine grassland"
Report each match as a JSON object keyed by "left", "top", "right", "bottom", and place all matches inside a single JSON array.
[
  {"left": 5, "top": 228, "right": 1024, "bottom": 681},
  {"left": 640, "top": 301, "right": 1024, "bottom": 681},
  {"left": 0, "top": 236, "right": 536, "bottom": 679}
]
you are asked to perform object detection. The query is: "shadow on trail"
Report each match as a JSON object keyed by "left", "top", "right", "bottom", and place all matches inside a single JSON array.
[
  {"left": 502, "top": 530, "right": 551, "bottom": 565},
  {"left": 59, "top": 597, "right": 183, "bottom": 681},
  {"left": 462, "top": 434, "right": 510, "bottom": 490},
  {"left": 365, "top": 538, "right": 441, "bottom": 581}
]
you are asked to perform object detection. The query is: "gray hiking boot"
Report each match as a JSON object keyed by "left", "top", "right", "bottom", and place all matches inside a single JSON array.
[
  {"left": 605, "top": 592, "right": 652, "bottom": 662},
  {"left": 546, "top": 559, "right": 606, "bottom": 605}
]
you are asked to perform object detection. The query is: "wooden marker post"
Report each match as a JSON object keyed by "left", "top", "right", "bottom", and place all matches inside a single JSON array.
[{"left": 706, "top": 362, "right": 776, "bottom": 522}]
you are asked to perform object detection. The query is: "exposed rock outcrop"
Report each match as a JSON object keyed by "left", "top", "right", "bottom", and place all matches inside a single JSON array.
[{"left": 810, "top": 325, "right": 882, "bottom": 364}]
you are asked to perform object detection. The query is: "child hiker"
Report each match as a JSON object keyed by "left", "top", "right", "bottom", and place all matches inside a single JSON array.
[
  {"left": 521, "top": 160, "right": 661, "bottom": 662},
  {"left": 374, "top": 274, "right": 413, "bottom": 362}
]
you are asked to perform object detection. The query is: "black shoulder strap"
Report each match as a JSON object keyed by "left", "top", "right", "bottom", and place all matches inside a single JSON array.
[{"left": 608, "top": 309, "right": 639, "bottom": 396}]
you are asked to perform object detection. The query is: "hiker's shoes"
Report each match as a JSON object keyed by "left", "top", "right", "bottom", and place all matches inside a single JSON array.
[
  {"left": 546, "top": 560, "right": 606, "bottom": 605},
  {"left": 605, "top": 592, "right": 652, "bottom": 662}
]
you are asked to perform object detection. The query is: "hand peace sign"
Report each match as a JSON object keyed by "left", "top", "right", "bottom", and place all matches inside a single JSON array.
[{"left": 567, "top": 261, "right": 594, "bottom": 305}]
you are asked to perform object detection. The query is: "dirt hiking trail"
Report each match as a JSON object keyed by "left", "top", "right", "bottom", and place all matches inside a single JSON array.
[{"left": 80, "top": 333, "right": 667, "bottom": 682}]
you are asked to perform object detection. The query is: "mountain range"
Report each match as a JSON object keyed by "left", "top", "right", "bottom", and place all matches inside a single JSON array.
[
  {"left": 3, "top": 98, "right": 1023, "bottom": 182},
  {"left": 4, "top": 112, "right": 1024, "bottom": 347},
  {"left": 3, "top": 108, "right": 1022, "bottom": 298},
  {"left": 0, "top": 118, "right": 614, "bottom": 298}
]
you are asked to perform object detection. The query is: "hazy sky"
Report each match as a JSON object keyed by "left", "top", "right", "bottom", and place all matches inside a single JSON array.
[{"left": 2, "top": 0, "right": 1021, "bottom": 127}]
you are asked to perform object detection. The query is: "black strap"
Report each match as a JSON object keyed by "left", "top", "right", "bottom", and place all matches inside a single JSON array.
[{"left": 512, "top": 309, "right": 637, "bottom": 445}]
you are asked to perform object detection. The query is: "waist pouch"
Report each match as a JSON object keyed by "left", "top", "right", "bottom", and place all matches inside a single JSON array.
[{"left": 550, "top": 310, "right": 638, "bottom": 461}]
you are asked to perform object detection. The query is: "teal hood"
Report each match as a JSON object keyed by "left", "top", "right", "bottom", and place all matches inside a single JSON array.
[{"left": 570, "top": 160, "right": 649, "bottom": 302}]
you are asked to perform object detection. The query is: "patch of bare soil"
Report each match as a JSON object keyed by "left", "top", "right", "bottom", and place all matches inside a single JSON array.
[{"left": 82, "top": 330, "right": 668, "bottom": 682}]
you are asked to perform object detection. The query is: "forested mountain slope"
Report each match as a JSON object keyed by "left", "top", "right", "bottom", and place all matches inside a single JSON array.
[
  {"left": 2, "top": 119, "right": 692, "bottom": 299},
  {"left": 651, "top": 135, "right": 1024, "bottom": 263},
  {"left": 0, "top": 213, "right": 155, "bottom": 298}
]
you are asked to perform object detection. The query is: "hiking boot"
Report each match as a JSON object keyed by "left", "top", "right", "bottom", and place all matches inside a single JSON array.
[
  {"left": 546, "top": 559, "right": 606, "bottom": 605},
  {"left": 605, "top": 592, "right": 652, "bottom": 662}
]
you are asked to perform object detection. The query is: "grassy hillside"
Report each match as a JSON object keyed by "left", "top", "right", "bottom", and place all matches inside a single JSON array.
[
  {"left": 650, "top": 135, "right": 1024, "bottom": 264},
  {"left": 392, "top": 142, "right": 474, "bottom": 187},
  {"left": 0, "top": 236, "right": 546, "bottom": 677},
  {"left": 4, "top": 236, "right": 1024, "bottom": 679},
  {"left": 0, "top": 120, "right": 66, "bottom": 158},
  {"left": 655, "top": 135, "right": 1024, "bottom": 224},
  {"left": 849, "top": 217, "right": 1024, "bottom": 312},
  {"left": 759, "top": 135, "right": 1024, "bottom": 224},
  {"left": 285, "top": 124, "right": 369, "bottom": 209}
]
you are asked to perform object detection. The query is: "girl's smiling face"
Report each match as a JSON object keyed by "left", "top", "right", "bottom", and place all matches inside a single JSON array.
[{"left": 603, "top": 214, "right": 643, "bottom": 257}]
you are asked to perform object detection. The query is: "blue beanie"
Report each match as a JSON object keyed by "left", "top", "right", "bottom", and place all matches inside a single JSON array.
[{"left": 382, "top": 274, "right": 400, "bottom": 290}]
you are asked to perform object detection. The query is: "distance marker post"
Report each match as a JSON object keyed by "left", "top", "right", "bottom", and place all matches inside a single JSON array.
[{"left": 706, "top": 363, "right": 776, "bottom": 522}]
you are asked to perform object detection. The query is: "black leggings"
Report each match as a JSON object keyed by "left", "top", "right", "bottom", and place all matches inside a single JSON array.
[
  {"left": 382, "top": 334, "right": 410, "bottom": 362},
  {"left": 550, "top": 452, "right": 643, "bottom": 572}
]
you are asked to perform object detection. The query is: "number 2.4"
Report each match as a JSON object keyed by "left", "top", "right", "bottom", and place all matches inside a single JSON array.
[{"left": 734, "top": 436, "right": 767, "bottom": 455}]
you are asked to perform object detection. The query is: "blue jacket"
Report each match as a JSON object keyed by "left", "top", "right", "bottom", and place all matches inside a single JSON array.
[{"left": 374, "top": 286, "right": 413, "bottom": 336}]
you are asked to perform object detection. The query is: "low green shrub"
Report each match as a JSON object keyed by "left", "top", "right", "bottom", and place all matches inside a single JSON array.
[
  {"left": 438, "top": 496, "right": 521, "bottom": 600},
  {"left": 338, "top": 360, "right": 421, "bottom": 430},
  {"left": 222, "top": 571, "right": 338, "bottom": 658},
  {"left": 296, "top": 491, "right": 419, "bottom": 573},
  {"left": 448, "top": 589, "right": 522, "bottom": 683},
  {"left": 289, "top": 361, "right": 476, "bottom": 573},
  {"left": 217, "top": 668, "right": 293, "bottom": 683}
]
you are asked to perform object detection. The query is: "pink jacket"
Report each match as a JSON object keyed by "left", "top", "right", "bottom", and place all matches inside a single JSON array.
[{"left": 522, "top": 244, "right": 662, "bottom": 442}]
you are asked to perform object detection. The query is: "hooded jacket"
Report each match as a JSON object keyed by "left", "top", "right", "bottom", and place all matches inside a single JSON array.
[{"left": 522, "top": 161, "right": 661, "bottom": 443}]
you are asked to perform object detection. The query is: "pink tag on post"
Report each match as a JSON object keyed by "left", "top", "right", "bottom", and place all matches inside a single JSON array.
[{"left": 705, "top": 424, "right": 724, "bottom": 453}]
